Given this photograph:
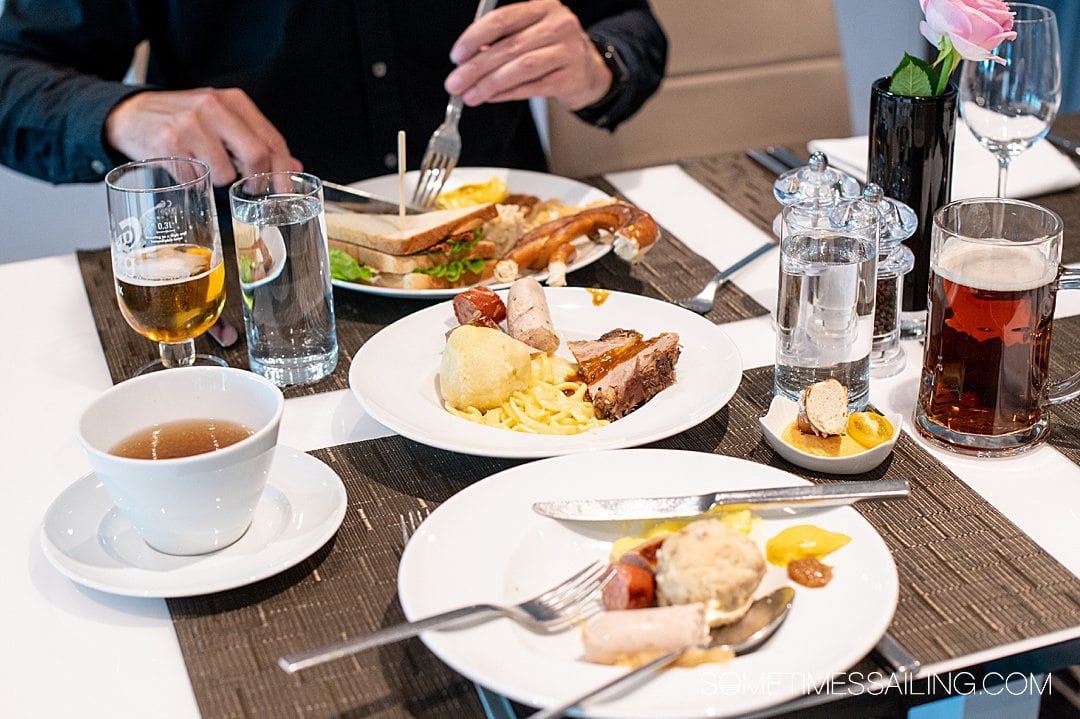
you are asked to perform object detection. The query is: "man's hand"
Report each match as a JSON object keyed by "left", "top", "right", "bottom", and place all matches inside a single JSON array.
[
  {"left": 105, "top": 88, "right": 302, "bottom": 186},
  {"left": 445, "top": 0, "right": 612, "bottom": 111}
]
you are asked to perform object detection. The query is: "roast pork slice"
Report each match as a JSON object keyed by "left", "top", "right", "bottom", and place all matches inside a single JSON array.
[{"left": 567, "top": 330, "right": 680, "bottom": 420}]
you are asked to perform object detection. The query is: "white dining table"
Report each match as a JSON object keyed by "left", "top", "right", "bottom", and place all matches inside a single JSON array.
[{"left": 3, "top": 165, "right": 1079, "bottom": 718}]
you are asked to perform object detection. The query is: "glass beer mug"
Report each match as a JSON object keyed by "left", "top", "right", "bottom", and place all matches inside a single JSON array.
[{"left": 914, "top": 198, "right": 1080, "bottom": 455}]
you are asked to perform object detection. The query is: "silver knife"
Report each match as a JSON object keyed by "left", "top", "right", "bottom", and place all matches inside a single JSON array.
[
  {"left": 1047, "top": 133, "right": 1080, "bottom": 161},
  {"left": 765, "top": 145, "right": 806, "bottom": 171},
  {"left": 532, "top": 479, "right": 910, "bottom": 521},
  {"left": 322, "top": 180, "right": 424, "bottom": 215}
]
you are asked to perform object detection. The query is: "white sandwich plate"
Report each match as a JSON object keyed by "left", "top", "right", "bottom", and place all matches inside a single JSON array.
[{"left": 334, "top": 167, "right": 614, "bottom": 298}]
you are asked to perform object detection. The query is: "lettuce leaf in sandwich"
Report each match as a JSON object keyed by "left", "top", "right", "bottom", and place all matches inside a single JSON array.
[{"left": 329, "top": 248, "right": 378, "bottom": 282}]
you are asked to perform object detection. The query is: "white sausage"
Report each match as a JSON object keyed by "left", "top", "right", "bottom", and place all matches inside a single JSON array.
[
  {"left": 506, "top": 277, "right": 559, "bottom": 354},
  {"left": 581, "top": 604, "right": 709, "bottom": 665}
]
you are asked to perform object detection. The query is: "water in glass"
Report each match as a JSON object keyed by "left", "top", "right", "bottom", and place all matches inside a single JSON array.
[
  {"left": 232, "top": 193, "right": 337, "bottom": 386},
  {"left": 774, "top": 231, "right": 876, "bottom": 410}
]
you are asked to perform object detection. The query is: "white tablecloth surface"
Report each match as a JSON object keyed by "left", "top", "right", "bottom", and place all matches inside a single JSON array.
[{"left": 3, "top": 165, "right": 1079, "bottom": 718}]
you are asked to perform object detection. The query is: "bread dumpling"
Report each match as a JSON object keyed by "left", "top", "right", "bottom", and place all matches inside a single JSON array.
[
  {"left": 655, "top": 520, "right": 766, "bottom": 626},
  {"left": 440, "top": 325, "right": 533, "bottom": 411},
  {"left": 797, "top": 379, "right": 848, "bottom": 437}
]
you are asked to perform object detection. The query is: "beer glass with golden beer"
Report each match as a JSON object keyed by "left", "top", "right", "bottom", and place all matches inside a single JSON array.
[
  {"left": 914, "top": 198, "right": 1080, "bottom": 455},
  {"left": 105, "top": 158, "right": 227, "bottom": 374}
]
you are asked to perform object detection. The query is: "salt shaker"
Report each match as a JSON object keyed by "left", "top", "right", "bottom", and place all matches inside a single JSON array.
[
  {"left": 830, "top": 184, "right": 916, "bottom": 377},
  {"left": 771, "top": 151, "right": 861, "bottom": 237}
]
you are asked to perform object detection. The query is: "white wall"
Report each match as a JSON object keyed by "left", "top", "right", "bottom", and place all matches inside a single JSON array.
[
  {"left": 834, "top": 0, "right": 926, "bottom": 135},
  {"left": 0, "top": 167, "right": 107, "bottom": 263}
]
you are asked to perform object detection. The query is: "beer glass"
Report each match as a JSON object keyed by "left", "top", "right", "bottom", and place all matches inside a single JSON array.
[
  {"left": 914, "top": 198, "right": 1080, "bottom": 455},
  {"left": 105, "top": 158, "right": 227, "bottom": 374}
]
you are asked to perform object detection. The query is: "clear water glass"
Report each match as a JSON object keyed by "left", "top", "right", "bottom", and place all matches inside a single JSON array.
[
  {"left": 774, "top": 203, "right": 877, "bottom": 411},
  {"left": 959, "top": 3, "right": 1061, "bottom": 198},
  {"left": 229, "top": 172, "right": 338, "bottom": 386}
]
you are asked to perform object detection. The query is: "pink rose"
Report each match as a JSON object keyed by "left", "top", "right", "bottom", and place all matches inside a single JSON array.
[{"left": 920, "top": 0, "right": 1017, "bottom": 64}]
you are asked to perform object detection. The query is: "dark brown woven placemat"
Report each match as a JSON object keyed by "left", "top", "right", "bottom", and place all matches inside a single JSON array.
[
  {"left": 678, "top": 152, "right": 782, "bottom": 238},
  {"left": 167, "top": 438, "right": 519, "bottom": 719},
  {"left": 646, "top": 366, "right": 1080, "bottom": 667},
  {"left": 677, "top": 113, "right": 1080, "bottom": 264},
  {"left": 1047, "top": 312, "right": 1080, "bottom": 463},
  {"left": 165, "top": 367, "right": 1080, "bottom": 718},
  {"left": 76, "top": 184, "right": 766, "bottom": 397}
]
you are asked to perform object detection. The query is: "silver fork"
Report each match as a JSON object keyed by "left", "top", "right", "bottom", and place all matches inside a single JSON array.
[
  {"left": 399, "top": 506, "right": 431, "bottom": 545},
  {"left": 278, "top": 558, "right": 611, "bottom": 673},
  {"left": 677, "top": 240, "right": 776, "bottom": 314},
  {"left": 411, "top": 0, "right": 500, "bottom": 209}
]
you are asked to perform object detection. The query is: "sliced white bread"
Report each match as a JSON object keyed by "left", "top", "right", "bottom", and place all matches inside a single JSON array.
[
  {"left": 797, "top": 379, "right": 849, "bottom": 437},
  {"left": 328, "top": 238, "right": 496, "bottom": 273},
  {"left": 325, "top": 203, "right": 497, "bottom": 256}
]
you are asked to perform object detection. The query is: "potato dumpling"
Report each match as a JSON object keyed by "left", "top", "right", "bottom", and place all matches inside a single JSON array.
[{"left": 440, "top": 325, "right": 533, "bottom": 411}]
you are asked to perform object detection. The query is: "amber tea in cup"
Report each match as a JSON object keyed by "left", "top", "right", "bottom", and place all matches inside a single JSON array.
[
  {"left": 109, "top": 419, "right": 254, "bottom": 460},
  {"left": 914, "top": 198, "right": 1080, "bottom": 455}
]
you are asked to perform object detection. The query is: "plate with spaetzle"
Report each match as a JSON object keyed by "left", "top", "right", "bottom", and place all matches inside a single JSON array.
[{"left": 348, "top": 281, "right": 742, "bottom": 458}]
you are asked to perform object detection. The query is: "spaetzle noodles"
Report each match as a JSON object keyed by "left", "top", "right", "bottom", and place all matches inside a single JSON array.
[{"left": 446, "top": 354, "right": 608, "bottom": 435}]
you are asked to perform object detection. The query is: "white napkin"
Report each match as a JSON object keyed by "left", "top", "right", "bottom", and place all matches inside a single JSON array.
[{"left": 808, "top": 120, "right": 1080, "bottom": 199}]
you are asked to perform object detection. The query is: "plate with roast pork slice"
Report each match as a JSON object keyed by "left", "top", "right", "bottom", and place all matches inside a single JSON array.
[{"left": 348, "top": 284, "right": 742, "bottom": 458}]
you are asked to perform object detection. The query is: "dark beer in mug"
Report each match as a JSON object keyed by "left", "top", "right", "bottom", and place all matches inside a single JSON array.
[{"left": 916, "top": 238, "right": 1060, "bottom": 453}]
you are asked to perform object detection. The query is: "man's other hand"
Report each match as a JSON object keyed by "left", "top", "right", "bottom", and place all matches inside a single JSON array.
[
  {"left": 445, "top": 0, "right": 612, "bottom": 111},
  {"left": 105, "top": 88, "right": 302, "bottom": 186}
]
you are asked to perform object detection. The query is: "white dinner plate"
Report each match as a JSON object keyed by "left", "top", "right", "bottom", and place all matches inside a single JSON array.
[
  {"left": 40, "top": 446, "right": 347, "bottom": 598},
  {"left": 398, "top": 449, "right": 899, "bottom": 719},
  {"left": 333, "top": 167, "right": 614, "bottom": 298},
  {"left": 348, "top": 287, "right": 742, "bottom": 458}
]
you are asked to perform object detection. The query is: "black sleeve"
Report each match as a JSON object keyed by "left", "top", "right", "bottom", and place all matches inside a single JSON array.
[
  {"left": 565, "top": 0, "right": 667, "bottom": 131},
  {"left": 0, "top": 0, "right": 146, "bottom": 183}
]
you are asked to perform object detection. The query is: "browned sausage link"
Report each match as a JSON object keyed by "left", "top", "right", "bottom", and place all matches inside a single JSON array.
[
  {"left": 548, "top": 243, "right": 576, "bottom": 265},
  {"left": 452, "top": 286, "right": 507, "bottom": 325},
  {"left": 601, "top": 562, "right": 657, "bottom": 611},
  {"left": 617, "top": 537, "right": 664, "bottom": 573},
  {"left": 505, "top": 204, "right": 661, "bottom": 270}
]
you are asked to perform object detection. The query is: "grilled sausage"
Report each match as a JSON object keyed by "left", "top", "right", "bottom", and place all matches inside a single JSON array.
[
  {"left": 506, "top": 277, "right": 559, "bottom": 354},
  {"left": 602, "top": 563, "right": 656, "bottom": 610},
  {"left": 453, "top": 286, "right": 507, "bottom": 326}
]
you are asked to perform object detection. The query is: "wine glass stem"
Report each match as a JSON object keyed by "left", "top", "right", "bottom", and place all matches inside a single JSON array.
[
  {"left": 996, "top": 155, "right": 1011, "bottom": 198},
  {"left": 159, "top": 339, "right": 197, "bottom": 368}
]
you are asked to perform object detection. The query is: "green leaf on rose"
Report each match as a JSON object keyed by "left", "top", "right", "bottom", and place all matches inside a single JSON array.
[
  {"left": 329, "top": 248, "right": 376, "bottom": 282},
  {"left": 888, "top": 53, "right": 937, "bottom": 97}
]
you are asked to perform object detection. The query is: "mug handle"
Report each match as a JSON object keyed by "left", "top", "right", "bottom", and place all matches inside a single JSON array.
[{"left": 1049, "top": 267, "right": 1080, "bottom": 405}]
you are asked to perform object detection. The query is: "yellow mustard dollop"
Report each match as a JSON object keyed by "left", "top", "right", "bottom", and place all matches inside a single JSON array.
[{"left": 765, "top": 525, "right": 851, "bottom": 567}]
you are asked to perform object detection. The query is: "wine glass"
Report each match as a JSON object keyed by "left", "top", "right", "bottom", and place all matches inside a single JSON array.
[
  {"left": 959, "top": 3, "right": 1061, "bottom": 198},
  {"left": 105, "top": 157, "right": 228, "bottom": 374}
]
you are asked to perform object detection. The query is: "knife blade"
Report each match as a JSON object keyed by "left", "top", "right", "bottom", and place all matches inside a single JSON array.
[
  {"left": 1047, "top": 133, "right": 1080, "bottom": 161},
  {"left": 764, "top": 145, "right": 807, "bottom": 171},
  {"left": 532, "top": 478, "right": 910, "bottom": 521},
  {"left": 322, "top": 180, "right": 424, "bottom": 215},
  {"left": 745, "top": 148, "right": 790, "bottom": 176}
]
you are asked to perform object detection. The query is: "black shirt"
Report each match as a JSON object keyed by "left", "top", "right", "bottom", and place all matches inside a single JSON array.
[{"left": 0, "top": 0, "right": 666, "bottom": 184}]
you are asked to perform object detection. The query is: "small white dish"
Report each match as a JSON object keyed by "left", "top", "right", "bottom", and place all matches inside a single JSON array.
[
  {"left": 758, "top": 395, "right": 902, "bottom": 475},
  {"left": 40, "top": 446, "right": 347, "bottom": 598}
]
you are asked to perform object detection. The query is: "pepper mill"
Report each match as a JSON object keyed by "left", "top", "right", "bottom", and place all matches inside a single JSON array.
[{"left": 830, "top": 184, "right": 917, "bottom": 377}]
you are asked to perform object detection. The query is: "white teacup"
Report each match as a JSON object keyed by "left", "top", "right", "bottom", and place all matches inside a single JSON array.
[{"left": 77, "top": 367, "right": 284, "bottom": 555}]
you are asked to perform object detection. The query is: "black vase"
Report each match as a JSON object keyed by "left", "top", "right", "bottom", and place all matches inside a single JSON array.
[{"left": 867, "top": 76, "right": 957, "bottom": 325}]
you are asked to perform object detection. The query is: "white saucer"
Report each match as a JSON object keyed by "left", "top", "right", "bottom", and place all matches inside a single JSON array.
[{"left": 40, "top": 446, "right": 348, "bottom": 598}]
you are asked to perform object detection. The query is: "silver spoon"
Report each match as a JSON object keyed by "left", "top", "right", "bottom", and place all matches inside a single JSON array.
[{"left": 529, "top": 586, "right": 796, "bottom": 719}]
